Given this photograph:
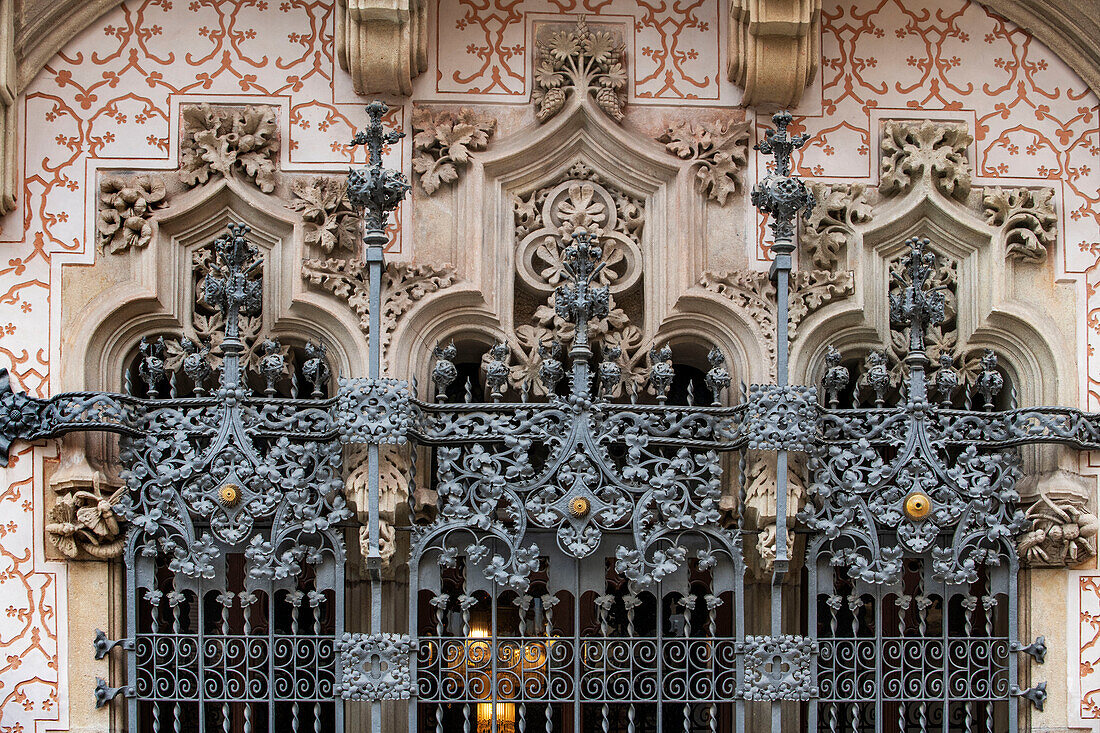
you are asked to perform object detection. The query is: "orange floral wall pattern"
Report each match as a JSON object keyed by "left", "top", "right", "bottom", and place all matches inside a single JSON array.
[{"left": 0, "top": 0, "right": 1098, "bottom": 729}]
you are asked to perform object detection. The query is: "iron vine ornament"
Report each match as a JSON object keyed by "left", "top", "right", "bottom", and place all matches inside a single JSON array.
[{"left": 0, "top": 106, "right": 1096, "bottom": 729}]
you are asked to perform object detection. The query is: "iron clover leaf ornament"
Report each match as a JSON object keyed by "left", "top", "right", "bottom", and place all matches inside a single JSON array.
[
  {"left": 347, "top": 101, "right": 411, "bottom": 233},
  {"left": 751, "top": 110, "right": 815, "bottom": 246}
]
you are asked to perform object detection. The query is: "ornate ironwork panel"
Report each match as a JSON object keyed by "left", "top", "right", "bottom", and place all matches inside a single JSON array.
[{"left": 6, "top": 105, "right": 1100, "bottom": 733}]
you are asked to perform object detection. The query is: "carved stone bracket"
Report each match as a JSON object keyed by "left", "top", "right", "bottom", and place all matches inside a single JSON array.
[
  {"left": 335, "top": 632, "right": 414, "bottom": 700},
  {"left": 728, "top": 0, "right": 821, "bottom": 107},
  {"left": 737, "top": 634, "right": 818, "bottom": 701},
  {"left": 336, "top": 0, "right": 427, "bottom": 96}
]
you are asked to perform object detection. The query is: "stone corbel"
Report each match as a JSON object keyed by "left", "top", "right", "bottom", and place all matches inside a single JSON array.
[
  {"left": 728, "top": 0, "right": 821, "bottom": 108},
  {"left": 337, "top": 0, "right": 428, "bottom": 96}
]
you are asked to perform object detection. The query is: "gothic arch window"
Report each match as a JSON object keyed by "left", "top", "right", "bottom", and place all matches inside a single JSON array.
[{"left": 96, "top": 225, "right": 350, "bottom": 732}]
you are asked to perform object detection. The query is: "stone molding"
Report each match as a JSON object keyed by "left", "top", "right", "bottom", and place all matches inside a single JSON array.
[{"left": 336, "top": 0, "right": 428, "bottom": 96}]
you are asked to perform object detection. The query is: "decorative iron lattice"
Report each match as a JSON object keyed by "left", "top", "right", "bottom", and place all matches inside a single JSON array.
[{"left": 2, "top": 106, "right": 1098, "bottom": 732}]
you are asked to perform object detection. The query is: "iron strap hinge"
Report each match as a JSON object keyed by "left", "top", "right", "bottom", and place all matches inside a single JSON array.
[
  {"left": 1011, "top": 682, "right": 1048, "bottom": 711},
  {"left": 92, "top": 628, "right": 133, "bottom": 660},
  {"left": 94, "top": 677, "right": 134, "bottom": 709},
  {"left": 1010, "top": 635, "right": 1047, "bottom": 664}
]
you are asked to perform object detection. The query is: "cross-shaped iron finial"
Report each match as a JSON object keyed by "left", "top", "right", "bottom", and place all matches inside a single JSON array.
[
  {"left": 350, "top": 101, "right": 405, "bottom": 169},
  {"left": 347, "top": 101, "right": 411, "bottom": 236},
  {"left": 751, "top": 111, "right": 816, "bottom": 246}
]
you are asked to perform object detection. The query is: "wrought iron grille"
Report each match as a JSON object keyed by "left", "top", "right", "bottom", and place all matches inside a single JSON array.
[
  {"left": 406, "top": 232, "right": 752, "bottom": 732},
  {"left": 1, "top": 104, "right": 1099, "bottom": 732}
]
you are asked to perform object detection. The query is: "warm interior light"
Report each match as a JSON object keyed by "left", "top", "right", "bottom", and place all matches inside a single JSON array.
[{"left": 476, "top": 702, "right": 516, "bottom": 733}]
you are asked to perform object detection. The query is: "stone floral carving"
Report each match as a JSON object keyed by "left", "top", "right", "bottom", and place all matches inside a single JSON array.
[
  {"left": 96, "top": 174, "right": 168, "bottom": 254},
  {"left": 658, "top": 118, "right": 751, "bottom": 205},
  {"left": 982, "top": 186, "right": 1058, "bottom": 262},
  {"left": 289, "top": 177, "right": 359, "bottom": 254},
  {"left": 1019, "top": 493, "right": 1099, "bottom": 566},
  {"left": 533, "top": 17, "right": 627, "bottom": 123},
  {"left": 46, "top": 483, "right": 126, "bottom": 559},
  {"left": 411, "top": 107, "right": 496, "bottom": 195},
  {"left": 697, "top": 269, "right": 854, "bottom": 370},
  {"left": 800, "top": 182, "right": 873, "bottom": 269},
  {"left": 347, "top": 444, "right": 407, "bottom": 577},
  {"left": 880, "top": 120, "right": 972, "bottom": 202},
  {"left": 301, "top": 258, "right": 458, "bottom": 369},
  {"left": 180, "top": 104, "right": 279, "bottom": 193}
]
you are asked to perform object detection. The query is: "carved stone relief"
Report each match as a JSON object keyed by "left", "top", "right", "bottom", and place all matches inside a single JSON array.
[
  {"left": 410, "top": 107, "right": 496, "bottom": 195},
  {"left": 657, "top": 118, "right": 751, "bottom": 205},
  {"left": 96, "top": 174, "right": 167, "bottom": 254},
  {"left": 289, "top": 177, "right": 360, "bottom": 255},
  {"left": 301, "top": 258, "right": 458, "bottom": 371},
  {"left": 880, "top": 119, "right": 973, "bottom": 202},
  {"left": 179, "top": 104, "right": 279, "bottom": 193},
  {"left": 983, "top": 186, "right": 1058, "bottom": 262},
  {"left": 533, "top": 17, "right": 627, "bottom": 124}
]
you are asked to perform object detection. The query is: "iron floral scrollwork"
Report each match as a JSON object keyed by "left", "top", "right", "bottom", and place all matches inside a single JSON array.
[
  {"left": 411, "top": 229, "right": 749, "bottom": 590},
  {"left": 803, "top": 237, "right": 1031, "bottom": 585},
  {"left": 335, "top": 632, "right": 415, "bottom": 701},
  {"left": 738, "top": 634, "right": 818, "bottom": 701}
]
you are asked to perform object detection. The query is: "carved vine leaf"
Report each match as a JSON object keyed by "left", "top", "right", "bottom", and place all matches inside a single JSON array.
[
  {"left": 800, "top": 183, "right": 873, "bottom": 270},
  {"left": 411, "top": 107, "right": 496, "bottom": 195},
  {"left": 533, "top": 16, "right": 627, "bottom": 124},
  {"left": 289, "top": 177, "right": 360, "bottom": 254},
  {"left": 96, "top": 174, "right": 168, "bottom": 254},
  {"left": 697, "top": 269, "right": 854, "bottom": 372},
  {"left": 658, "top": 118, "right": 751, "bottom": 205},
  {"left": 880, "top": 120, "right": 972, "bottom": 202},
  {"left": 301, "top": 258, "right": 458, "bottom": 369},
  {"left": 180, "top": 104, "right": 279, "bottom": 193},
  {"left": 982, "top": 186, "right": 1057, "bottom": 263}
]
